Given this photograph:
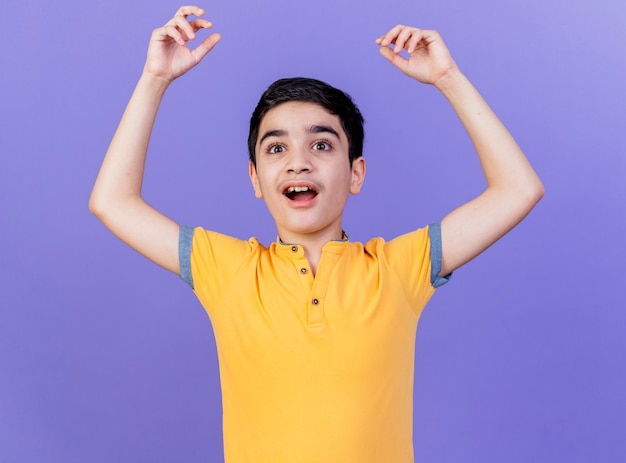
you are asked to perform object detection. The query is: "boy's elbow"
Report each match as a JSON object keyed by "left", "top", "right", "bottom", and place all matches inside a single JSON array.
[
  {"left": 88, "top": 191, "right": 104, "bottom": 218},
  {"left": 517, "top": 177, "right": 544, "bottom": 214},
  {"left": 88, "top": 190, "right": 115, "bottom": 222},
  {"left": 497, "top": 177, "right": 544, "bottom": 217},
  {"left": 529, "top": 177, "right": 545, "bottom": 205},
  {"left": 88, "top": 193, "right": 99, "bottom": 216}
]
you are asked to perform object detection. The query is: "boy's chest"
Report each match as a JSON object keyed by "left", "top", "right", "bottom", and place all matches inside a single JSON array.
[{"left": 207, "top": 250, "right": 418, "bottom": 376}]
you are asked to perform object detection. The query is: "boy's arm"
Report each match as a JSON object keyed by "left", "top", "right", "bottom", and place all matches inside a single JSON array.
[
  {"left": 89, "top": 6, "right": 221, "bottom": 274},
  {"left": 377, "top": 26, "right": 544, "bottom": 277}
]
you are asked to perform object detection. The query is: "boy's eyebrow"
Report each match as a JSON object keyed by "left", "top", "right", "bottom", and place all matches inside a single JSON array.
[
  {"left": 258, "top": 129, "right": 287, "bottom": 145},
  {"left": 257, "top": 125, "right": 341, "bottom": 145},
  {"left": 308, "top": 125, "right": 340, "bottom": 139}
]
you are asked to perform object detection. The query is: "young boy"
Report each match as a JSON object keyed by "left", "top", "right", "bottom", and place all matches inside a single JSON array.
[{"left": 90, "top": 5, "right": 544, "bottom": 462}]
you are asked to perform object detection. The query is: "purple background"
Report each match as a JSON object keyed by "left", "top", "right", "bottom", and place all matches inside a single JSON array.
[{"left": 1, "top": 0, "right": 625, "bottom": 461}]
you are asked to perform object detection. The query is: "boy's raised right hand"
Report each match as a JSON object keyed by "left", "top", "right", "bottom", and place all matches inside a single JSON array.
[
  {"left": 376, "top": 25, "right": 457, "bottom": 87},
  {"left": 90, "top": 6, "right": 222, "bottom": 275},
  {"left": 144, "top": 5, "right": 221, "bottom": 83}
]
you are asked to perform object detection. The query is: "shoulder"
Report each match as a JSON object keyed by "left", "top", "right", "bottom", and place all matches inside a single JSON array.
[
  {"left": 179, "top": 226, "right": 264, "bottom": 289},
  {"left": 189, "top": 227, "right": 259, "bottom": 248},
  {"left": 362, "top": 224, "right": 450, "bottom": 289},
  {"left": 362, "top": 225, "right": 431, "bottom": 256}
]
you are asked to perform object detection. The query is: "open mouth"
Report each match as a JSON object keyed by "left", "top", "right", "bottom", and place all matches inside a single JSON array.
[{"left": 284, "top": 185, "right": 318, "bottom": 202}]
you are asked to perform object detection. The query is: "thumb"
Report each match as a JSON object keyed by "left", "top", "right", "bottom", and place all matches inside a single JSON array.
[
  {"left": 191, "top": 32, "right": 222, "bottom": 63},
  {"left": 379, "top": 46, "right": 409, "bottom": 74}
]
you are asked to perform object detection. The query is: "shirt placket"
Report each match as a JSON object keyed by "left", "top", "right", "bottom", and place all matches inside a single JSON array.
[
  {"left": 283, "top": 242, "right": 344, "bottom": 328},
  {"left": 307, "top": 250, "right": 341, "bottom": 327}
]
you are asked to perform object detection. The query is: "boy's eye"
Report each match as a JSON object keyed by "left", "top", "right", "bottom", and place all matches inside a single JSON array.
[
  {"left": 268, "top": 144, "right": 285, "bottom": 154},
  {"left": 313, "top": 141, "right": 331, "bottom": 151}
]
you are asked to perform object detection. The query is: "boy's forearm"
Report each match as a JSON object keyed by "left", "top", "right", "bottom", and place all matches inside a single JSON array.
[
  {"left": 434, "top": 69, "right": 544, "bottom": 197},
  {"left": 89, "top": 73, "right": 170, "bottom": 213}
]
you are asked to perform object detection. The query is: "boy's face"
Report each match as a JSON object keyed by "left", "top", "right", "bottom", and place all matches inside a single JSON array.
[{"left": 249, "top": 101, "right": 365, "bottom": 243}]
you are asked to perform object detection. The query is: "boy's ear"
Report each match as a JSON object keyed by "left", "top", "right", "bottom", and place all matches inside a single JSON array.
[
  {"left": 349, "top": 156, "right": 366, "bottom": 195},
  {"left": 249, "top": 162, "right": 263, "bottom": 198}
]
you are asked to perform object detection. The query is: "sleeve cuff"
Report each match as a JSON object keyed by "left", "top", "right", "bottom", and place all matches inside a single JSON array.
[
  {"left": 428, "top": 222, "right": 452, "bottom": 288},
  {"left": 179, "top": 225, "right": 194, "bottom": 289}
]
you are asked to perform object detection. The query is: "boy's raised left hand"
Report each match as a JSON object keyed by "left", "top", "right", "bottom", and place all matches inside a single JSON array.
[
  {"left": 144, "top": 5, "right": 221, "bottom": 83},
  {"left": 376, "top": 26, "right": 458, "bottom": 86}
]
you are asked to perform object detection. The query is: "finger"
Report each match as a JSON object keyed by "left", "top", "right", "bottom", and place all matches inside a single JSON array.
[
  {"left": 170, "top": 14, "right": 198, "bottom": 41},
  {"left": 406, "top": 29, "right": 426, "bottom": 54},
  {"left": 153, "top": 24, "right": 186, "bottom": 46},
  {"left": 190, "top": 32, "right": 221, "bottom": 62},
  {"left": 379, "top": 24, "right": 405, "bottom": 47},
  {"left": 379, "top": 45, "right": 409, "bottom": 74},
  {"left": 189, "top": 18, "right": 213, "bottom": 32},
  {"left": 393, "top": 27, "right": 416, "bottom": 54},
  {"left": 173, "top": 5, "right": 205, "bottom": 19},
  {"left": 166, "top": 6, "right": 205, "bottom": 29},
  {"left": 374, "top": 34, "right": 389, "bottom": 45}
]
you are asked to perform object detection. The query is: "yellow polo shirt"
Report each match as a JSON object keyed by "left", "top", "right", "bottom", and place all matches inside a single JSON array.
[{"left": 179, "top": 224, "right": 449, "bottom": 462}]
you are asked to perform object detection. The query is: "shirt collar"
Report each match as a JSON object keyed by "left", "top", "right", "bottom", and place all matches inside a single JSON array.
[
  {"left": 276, "top": 230, "right": 349, "bottom": 245},
  {"left": 274, "top": 231, "right": 349, "bottom": 257}
]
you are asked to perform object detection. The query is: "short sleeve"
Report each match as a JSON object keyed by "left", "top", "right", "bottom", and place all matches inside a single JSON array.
[
  {"left": 382, "top": 223, "right": 451, "bottom": 313},
  {"left": 180, "top": 227, "right": 259, "bottom": 315},
  {"left": 427, "top": 222, "right": 452, "bottom": 288},
  {"left": 179, "top": 225, "right": 195, "bottom": 289}
]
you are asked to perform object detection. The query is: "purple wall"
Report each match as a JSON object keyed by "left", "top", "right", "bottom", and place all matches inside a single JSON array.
[{"left": 1, "top": 0, "right": 624, "bottom": 461}]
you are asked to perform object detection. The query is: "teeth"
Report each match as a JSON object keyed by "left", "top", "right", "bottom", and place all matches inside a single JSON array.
[{"left": 287, "top": 186, "right": 311, "bottom": 193}]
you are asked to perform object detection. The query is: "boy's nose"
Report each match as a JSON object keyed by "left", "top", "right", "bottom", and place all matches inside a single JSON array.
[{"left": 286, "top": 149, "right": 312, "bottom": 174}]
